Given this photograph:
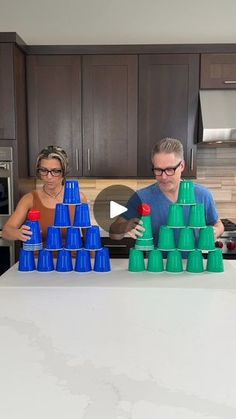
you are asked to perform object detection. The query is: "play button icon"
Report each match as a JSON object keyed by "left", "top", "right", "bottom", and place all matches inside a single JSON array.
[
  {"left": 110, "top": 201, "right": 127, "bottom": 218},
  {"left": 93, "top": 185, "right": 142, "bottom": 233}
]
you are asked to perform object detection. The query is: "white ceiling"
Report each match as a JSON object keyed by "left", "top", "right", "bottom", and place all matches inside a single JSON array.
[{"left": 1, "top": 0, "right": 236, "bottom": 45}]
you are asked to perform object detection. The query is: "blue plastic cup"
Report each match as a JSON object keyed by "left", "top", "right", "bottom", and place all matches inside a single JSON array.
[
  {"left": 63, "top": 179, "right": 81, "bottom": 205},
  {"left": 94, "top": 247, "right": 111, "bottom": 272},
  {"left": 75, "top": 249, "right": 92, "bottom": 272},
  {"left": 73, "top": 203, "right": 91, "bottom": 228},
  {"left": 45, "top": 226, "right": 63, "bottom": 250},
  {"left": 37, "top": 249, "right": 54, "bottom": 272},
  {"left": 18, "top": 249, "right": 36, "bottom": 272},
  {"left": 65, "top": 227, "right": 83, "bottom": 250},
  {"left": 54, "top": 203, "right": 71, "bottom": 227},
  {"left": 84, "top": 225, "right": 102, "bottom": 250},
  {"left": 23, "top": 220, "right": 43, "bottom": 251},
  {"left": 56, "top": 249, "right": 73, "bottom": 272}
]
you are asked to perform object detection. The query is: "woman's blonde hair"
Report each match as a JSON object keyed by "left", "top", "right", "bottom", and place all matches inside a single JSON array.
[{"left": 36, "top": 145, "right": 69, "bottom": 182}]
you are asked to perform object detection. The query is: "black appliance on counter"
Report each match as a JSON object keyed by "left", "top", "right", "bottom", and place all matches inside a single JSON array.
[
  {"left": 215, "top": 219, "right": 236, "bottom": 259},
  {"left": 0, "top": 147, "right": 15, "bottom": 275}
]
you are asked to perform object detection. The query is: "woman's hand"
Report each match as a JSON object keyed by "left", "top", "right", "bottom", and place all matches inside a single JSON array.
[{"left": 17, "top": 225, "right": 32, "bottom": 242}]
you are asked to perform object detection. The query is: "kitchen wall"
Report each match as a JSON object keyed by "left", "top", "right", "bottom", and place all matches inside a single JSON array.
[
  {"left": 75, "top": 147, "right": 236, "bottom": 222},
  {"left": 1, "top": 0, "right": 236, "bottom": 45},
  {"left": 21, "top": 146, "right": 236, "bottom": 221}
]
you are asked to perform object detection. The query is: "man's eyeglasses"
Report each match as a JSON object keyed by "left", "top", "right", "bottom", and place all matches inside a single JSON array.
[
  {"left": 37, "top": 168, "right": 62, "bottom": 177},
  {"left": 152, "top": 160, "right": 182, "bottom": 176}
]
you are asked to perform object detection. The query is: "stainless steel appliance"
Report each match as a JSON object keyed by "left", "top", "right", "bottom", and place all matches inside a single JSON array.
[
  {"left": 0, "top": 147, "right": 15, "bottom": 274},
  {"left": 215, "top": 219, "right": 236, "bottom": 259}
]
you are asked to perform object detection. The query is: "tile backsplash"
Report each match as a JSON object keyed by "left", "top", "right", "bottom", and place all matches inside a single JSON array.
[{"left": 20, "top": 146, "right": 236, "bottom": 221}]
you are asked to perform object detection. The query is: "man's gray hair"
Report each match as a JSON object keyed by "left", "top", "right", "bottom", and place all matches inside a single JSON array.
[{"left": 151, "top": 138, "right": 184, "bottom": 161}]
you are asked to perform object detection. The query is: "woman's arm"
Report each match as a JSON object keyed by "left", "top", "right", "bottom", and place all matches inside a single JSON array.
[{"left": 2, "top": 193, "right": 33, "bottom": 241}]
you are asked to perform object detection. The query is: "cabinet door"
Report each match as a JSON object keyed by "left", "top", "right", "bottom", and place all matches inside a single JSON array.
[
  {"left": 0, "top": 43, "right": 15, "bottom": 139},
  {"left": 82, "top": 55, "right": 137, "bottom": 177},
  {"left": 201, "top": 54, "right": 236, "bottom": 89},
  {"left": 27, "top": 55, "right": 82, "bottom": 176},
  {"left": 139, "top": 54, "right": 199, "bottom": 178}
]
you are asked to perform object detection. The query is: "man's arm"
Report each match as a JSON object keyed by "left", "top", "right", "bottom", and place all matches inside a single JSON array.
[{"left": 213, "top": 219, "right": 224, "bottom": 239}]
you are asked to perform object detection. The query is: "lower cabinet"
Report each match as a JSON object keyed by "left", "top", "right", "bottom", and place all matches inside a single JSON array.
[
  {"left": 102, "top": 237, "right": 134, "bottom": 258},
  {"left": 138, "top": 54, "right": 199, "bottom": 178}
]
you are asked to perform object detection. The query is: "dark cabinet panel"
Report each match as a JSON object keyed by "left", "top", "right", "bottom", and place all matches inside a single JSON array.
[
  {"left": 82, "top": 55, "right": 137, "bottom": 177},
  {"left": 0, "top": 44, "right": 15, "bottom": 139},
  {"left": 27, "top": 55, "right": 82, "bottom": 176},
  {"left": 201, "top": 54, "right": 236, "bottom": 89},
  {"left": 138, "top": 54, "right": 199, "bottom": 178}
]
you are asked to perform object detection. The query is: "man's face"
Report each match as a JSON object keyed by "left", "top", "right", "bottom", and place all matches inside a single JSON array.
[{"left": 152, "top": 152, "right": 185, "bottom": 194}]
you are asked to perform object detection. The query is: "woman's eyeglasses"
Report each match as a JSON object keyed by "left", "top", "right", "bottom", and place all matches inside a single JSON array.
[
  {"left": 152, "top": 160, "right": 182, "bottom": 176},
  {"left": 37, "top": 168, "right": 62, "bottom": 177}
]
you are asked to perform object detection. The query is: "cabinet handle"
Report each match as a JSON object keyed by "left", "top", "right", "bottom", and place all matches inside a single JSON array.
[
  {"left": 75, "top": 148, "right": 79, "bottom": 172},
  {"left": 224, "top": 80, "right": 236, "bottom": 84},
  {"left": 87, "top": 148, "right": 91, "bottom": 172},
  {"left": 190, "top": 148, "right": 194, "bottom": 171}
]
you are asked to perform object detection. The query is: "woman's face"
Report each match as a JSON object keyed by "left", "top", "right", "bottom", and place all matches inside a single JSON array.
[{"left": 38, "top": 158, "right": 63, "bottom": 190}]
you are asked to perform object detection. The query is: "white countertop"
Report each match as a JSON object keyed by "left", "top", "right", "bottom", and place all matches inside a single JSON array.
[{"left": 1, "top": 260, "right": 236, "bottom": 418}]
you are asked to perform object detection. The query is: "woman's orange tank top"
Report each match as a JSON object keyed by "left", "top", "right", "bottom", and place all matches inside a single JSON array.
[{"left": 31, "top": 190, "right": 75, "bottom": 242}]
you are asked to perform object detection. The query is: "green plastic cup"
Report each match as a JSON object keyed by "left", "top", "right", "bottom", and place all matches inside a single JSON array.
[
  {"left": 188, "top": 204, "right": 206, "bottom": 228},
  {"left": 206, "top": 249, "right": 224, "bottom": 273},
  {"left": 147, "top": 249, "right": 164, "bottom": 272},
  {"left": 197, "top": 226, "right": 216, "bottom": 251},
  {"left": 157, "top": 226, "right": 175, "bottom": 250},
  {"left": 166, "top": 250, "right": 183, "bottom": 273},
  {"left": 177, "top": 228, "right": 195, "bottom": 251},
  {"left": 140, "top": 215, "right": 153, "bottom": 240},
  {"left": 186, "top": 250, "right": 204, "bottom": 273},
  {"left": 177, "top": 180, "right": 196, "bottom": 205},
  {"left": 128, "top": 248, "right": 145, "bottom": 272},
  {"left": 135, "top": 238, "right": 154, "bottom": 251},
  {"left": 167, "top": 204, "right": 185, "bottom": 228}
]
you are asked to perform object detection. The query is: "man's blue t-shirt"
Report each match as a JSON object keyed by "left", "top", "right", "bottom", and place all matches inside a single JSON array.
[{"left": 122, "top": 182, "right": 219, "bottom": 250}]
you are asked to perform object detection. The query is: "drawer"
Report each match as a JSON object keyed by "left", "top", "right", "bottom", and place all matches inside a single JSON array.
[{"left": 201, "top": 54, "right": 236, "bottom": 89}]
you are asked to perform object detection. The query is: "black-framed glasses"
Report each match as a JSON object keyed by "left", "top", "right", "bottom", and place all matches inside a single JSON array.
[
  {"left": 37, "top": 168, "right": 62, "bottom": 177},
  {"left": 152, "top": 160, "right": 183, "bottom": 176}
]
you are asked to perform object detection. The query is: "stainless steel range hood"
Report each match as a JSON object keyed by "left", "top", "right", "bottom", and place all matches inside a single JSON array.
[{"left": 199, "top": 90, "right": 236, "bottom": 142}]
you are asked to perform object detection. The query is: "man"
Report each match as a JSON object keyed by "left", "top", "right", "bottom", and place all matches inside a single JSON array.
[{"left": 109, "top": 137, "right": 224, "bottom": 244}]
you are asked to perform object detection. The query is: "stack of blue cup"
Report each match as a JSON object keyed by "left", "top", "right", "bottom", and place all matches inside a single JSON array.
[
  {"left": 37, "top": 249, "right": 54, "bottom": 272},
  {"left": 23, "top": 209, "right": 43, "bottom": 251},
  {"left": 18, "top": 248, "right": 36, "bottom": 272},
  {"left": 63, "top": 180, "right": 81, "bottom": 205}
]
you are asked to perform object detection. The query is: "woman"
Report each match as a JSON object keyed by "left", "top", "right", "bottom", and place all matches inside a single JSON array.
[{"left": 2, "top": 145, "right": 87, "bottom": 243}]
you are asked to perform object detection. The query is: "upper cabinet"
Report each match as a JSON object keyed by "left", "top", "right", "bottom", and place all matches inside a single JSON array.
[
  {"left": 27, "top": 54, "right": 138, "bottom": 178},
  {"left": 27, "top": 55, "right": 82, "bottom": 176},
  {"left": 201, "top": 54, "right": 236, "bottom": 89},
  {"left": 0, "top": 44, "right": 16, "bottom": 139},
  {"left": 138, "top": 54, "right": 199, "bottom": 178},
  {"left": 82, "top": 55, "right": 137, "bottom": 177}
]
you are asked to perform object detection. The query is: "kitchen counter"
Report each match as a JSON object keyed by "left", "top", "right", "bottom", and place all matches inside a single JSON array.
[{"left": 1, "top": 260, "right": 236, "bottom": 418}]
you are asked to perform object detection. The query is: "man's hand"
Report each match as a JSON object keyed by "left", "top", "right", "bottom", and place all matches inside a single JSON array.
[{"left": 126, "top": 218, "right": 145, "bottom": 239}]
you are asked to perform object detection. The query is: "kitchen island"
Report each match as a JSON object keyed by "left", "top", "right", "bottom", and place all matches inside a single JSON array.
[{"left": 0, "top": 259, "right": 236, "bottom": 419}]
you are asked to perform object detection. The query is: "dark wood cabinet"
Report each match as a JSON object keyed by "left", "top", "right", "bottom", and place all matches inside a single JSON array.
[
  {"left": 201, "top": 54, "right": 236, "bottom": 89},
  {"left": 0, "top": 44, "right": 16, "bottom": 139},
  {"left": 138, "top": 54, "right": 199, "bottom": 178},
  {"left": 82, "top": 55, "right": 137, "bottom": 177},
  {"left": 27, "top": 55, "right": 82, "bottom": 176}
]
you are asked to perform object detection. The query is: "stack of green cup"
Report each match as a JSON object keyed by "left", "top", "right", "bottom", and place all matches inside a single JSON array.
[
  {"left": 147, "top": 249, "right": 164, "bottom": 272},
  {"left": 128, "top": 248, "right": 145, "bottom": 272},
  {"left": 166, "top": 250, "right": 183, "bottom": 273},
  {"left": 157, "top": 226, "right": 175, "bottom": 251},
  {"left": 177, "top": 180, "right": 196, "bottom": 205},
  {"left": 186, "top": 250, "right": 204, "bottom": 273},
  {"left": 135, "top": 203, "right": 154, "bottom": 251},
  {"left": 206, "top": 249, "right": 224, "bottom": 273}
]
